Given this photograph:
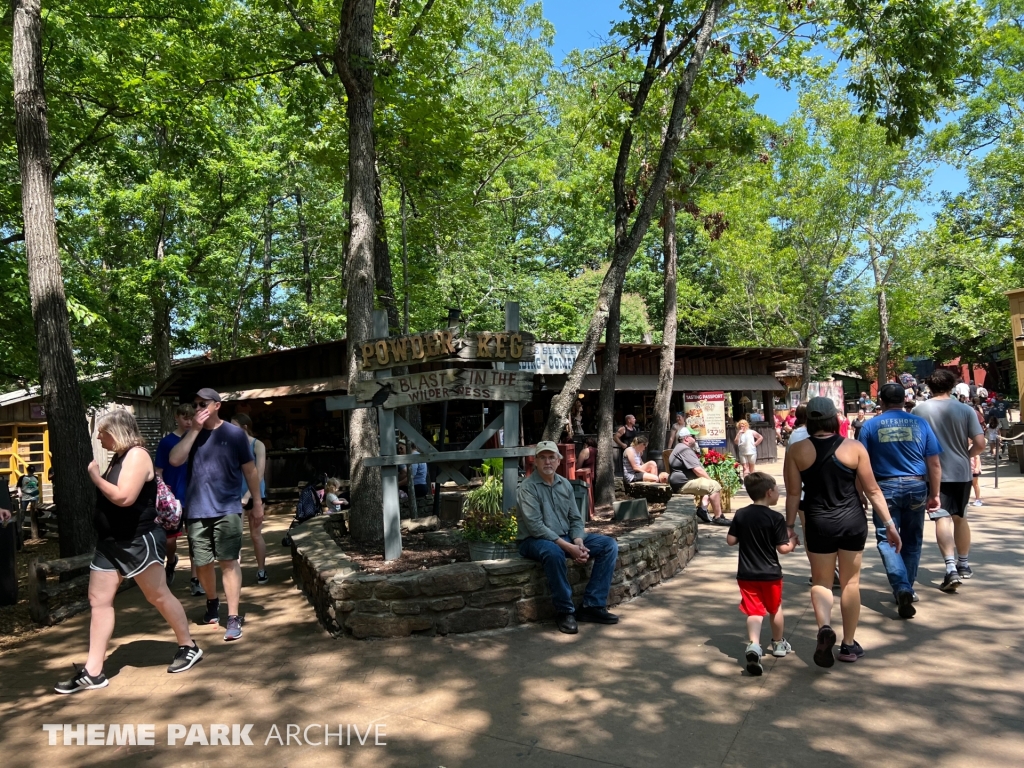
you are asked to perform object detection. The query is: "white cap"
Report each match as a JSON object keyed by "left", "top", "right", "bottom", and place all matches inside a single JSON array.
[{"left": 534, "top": 440, "right": 562, "bottom": 459}]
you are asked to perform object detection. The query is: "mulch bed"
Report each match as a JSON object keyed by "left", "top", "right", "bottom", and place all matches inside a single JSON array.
[
  {"left": 0, "top": 536, "right": 67, "bottom": 651},
  {"left": 329, "top": 532, "right": 471, "bottom": 575}
]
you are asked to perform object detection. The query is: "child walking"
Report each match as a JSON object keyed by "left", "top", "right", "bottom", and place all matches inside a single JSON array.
[{"left": 727, "top": 472, "right": 798, "bottom": 675}]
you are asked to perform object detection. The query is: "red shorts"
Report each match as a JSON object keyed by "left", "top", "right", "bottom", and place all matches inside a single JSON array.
[{"left": 738, "top": 579, "right": 782, "bottom": 617}]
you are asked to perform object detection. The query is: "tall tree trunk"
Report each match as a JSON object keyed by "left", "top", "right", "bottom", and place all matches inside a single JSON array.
[
  {"left": 152, "top": 207, "right": 174, "bottom": 432},
  {"left": 870, "top": 242, "right": 890, "bottom": 387},
  {"left": 13, "top": 0, "right": 95, "bottom": 557},
  {"left": 799, "top": 346, "right": 811, "bottom": 401},
  {"left": 649, "top": 195, "right": 678, "bottom": 455},
  {"left": 373, "top": 165, "right": 400, "bottom": 333},
  {"left": 262, "top": 198, "right": 274, "bottom": 345},
  {"left": 296, "top": 187, "right": 314, "bottom": 344},
  {"left": 337, "top": 0, "right": 383, "bottom": 544},
  {"left": 595, "top": 283, "right": 624, "bottom": 507},
  {"left": 542, "top": 0, "right": 723, "bottom": 439},
  {"left": 400, "top": 183, "right": 410, "bottom": 335}
]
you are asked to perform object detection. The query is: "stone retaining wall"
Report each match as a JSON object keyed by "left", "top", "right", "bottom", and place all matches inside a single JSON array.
[{"left": 291, "top": 496, "right": 698, "bottom": 639}]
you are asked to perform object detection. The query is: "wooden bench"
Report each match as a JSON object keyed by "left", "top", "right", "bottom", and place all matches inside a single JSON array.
[{"left": 28, "top": 552, "right": 134, "bottom": 626}]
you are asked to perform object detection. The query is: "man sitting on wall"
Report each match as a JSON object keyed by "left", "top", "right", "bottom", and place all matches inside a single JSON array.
[
  {"left": 516, "top": 441, "right": 620, "bottom": 635},
  {"left": 668, "top": 429, "right": 729, "bottom": 526}
]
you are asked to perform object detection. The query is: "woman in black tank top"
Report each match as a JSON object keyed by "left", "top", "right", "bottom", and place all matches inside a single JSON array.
[
  {"left": 54, "top": 411, "right": 203, "bottom": 695},
  {"left": 784, "top": 398, "right": 901, "bottom": 669}
]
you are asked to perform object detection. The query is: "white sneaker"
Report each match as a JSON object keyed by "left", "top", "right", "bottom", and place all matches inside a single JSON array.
[
  {"left": 769, "top": 638, "right": 792, "bottom": 657},
  {"left": 971, "top": 500, "right": 983, "bottom": 507}
]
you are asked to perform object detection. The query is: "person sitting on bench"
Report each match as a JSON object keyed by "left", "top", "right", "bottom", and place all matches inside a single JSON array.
[
  {"left": 622, "top": 435, "right": 668, "bottom": 484},
  {"left": 668, "top": 429, "right": 729, "bottom": 526}
]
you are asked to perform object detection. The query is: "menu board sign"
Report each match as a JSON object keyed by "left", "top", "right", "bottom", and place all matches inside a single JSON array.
[{"left": 683, "top": 391, "right": 727, "bottom": 449}]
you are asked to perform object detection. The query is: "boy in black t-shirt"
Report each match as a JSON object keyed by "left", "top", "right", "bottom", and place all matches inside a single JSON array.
[{"left": 727, "top": 472, "right": 798, "bottom": 676}]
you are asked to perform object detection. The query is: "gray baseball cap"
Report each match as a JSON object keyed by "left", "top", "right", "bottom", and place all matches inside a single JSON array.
[{"left": 806, "top": 396, "right": 838, "bottom": 419}]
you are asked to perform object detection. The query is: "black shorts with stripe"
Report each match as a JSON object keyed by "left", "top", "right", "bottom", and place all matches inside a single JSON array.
[{"left": 91, "top": 529, "right": 167, "bottom": 578}]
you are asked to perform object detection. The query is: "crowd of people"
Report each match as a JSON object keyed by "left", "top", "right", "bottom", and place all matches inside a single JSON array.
[
  {"left": 0, "top": 368, "right": 1007, "bottom": 683},
  {"left": 731, "top": 368, "right": 991, "bottom": 673}
]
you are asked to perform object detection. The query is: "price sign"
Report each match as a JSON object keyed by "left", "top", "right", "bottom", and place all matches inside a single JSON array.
[{"left": 683, "top": 391, "right": 727, "bottom": 449}]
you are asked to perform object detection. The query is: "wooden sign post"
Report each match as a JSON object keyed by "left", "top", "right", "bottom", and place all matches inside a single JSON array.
[{"left": 355, "top": 301, "right": 535, "bottom": 560}]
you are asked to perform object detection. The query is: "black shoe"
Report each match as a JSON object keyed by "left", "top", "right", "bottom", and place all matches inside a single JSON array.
[
  {"left": 167, "top": 644, "right": 203, "bottom": 673},
  {"left": 896, "top": 590, "right": 916, "bottom": 618},
  {"left": 257, "top": 569, "right": 269, "bottom": 585},
  {"left": 696, "top": 506, "right": 712, "bottom": 523},
  {"left": 201, "top": 599, "right": 220, "bottom": 625},
  {"left": 54, "top": 665, "right": 108, "bottom": 694},
  {"left": 712, "top": 515, "right": 731, "bottom": 526},
  {"left": 555, "top": 613, "right": 578, "bottom": 634},
  {"left": 165, "top": 553, "right": 179, "bottom": 587},
  {"left": 940, "top": 571, "right": 961, "bottom": 593},
  {"left": 190, "top": 577, "right": 205, "bottom": 596},
  {"left": 577, "top": 606, "right": 619, "bottom": 624},
  {"left": 813, "top": 625, "right": 836, "bottom": 668}
]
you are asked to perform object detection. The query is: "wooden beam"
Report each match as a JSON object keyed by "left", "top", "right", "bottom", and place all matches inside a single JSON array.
[
  {"left": 351, "top": 368, "right": 533, "bottom": 409},
  {"left": 363, "top": 446, "right": 535, "bottom": 467},
  {"left": 465, "top": 413, "right": 504, "bottom": 452}
]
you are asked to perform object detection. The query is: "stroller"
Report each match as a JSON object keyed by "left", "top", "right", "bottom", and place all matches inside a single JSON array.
[{"left": 281, "top": 473, "right": 327, "bottom": 547}]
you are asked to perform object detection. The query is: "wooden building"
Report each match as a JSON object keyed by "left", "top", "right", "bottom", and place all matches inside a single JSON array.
[
  {"left": 151, "top": 339, "right": 803, "bottom": 485},
  {"left": 0, "top": 386, "right": 162, "bottom": 494}
]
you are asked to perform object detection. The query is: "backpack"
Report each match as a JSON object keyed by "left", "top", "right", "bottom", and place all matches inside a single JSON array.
[
  {"left": 294, "top": 483, "right": 323, "bottom": 525},
  {"left": 154, "top": 476, "right": 183, "bottom": 531}
]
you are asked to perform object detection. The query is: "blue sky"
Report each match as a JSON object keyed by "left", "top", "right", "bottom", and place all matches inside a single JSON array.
[{"left": 541, "top": 0, "right": 969, "bottom": 222}]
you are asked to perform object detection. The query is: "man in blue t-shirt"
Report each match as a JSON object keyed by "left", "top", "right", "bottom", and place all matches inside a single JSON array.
[
  {"left": 155, "top": 403, "right": 196, "bottom": 591},
  {"left": 859, "top": 382, "right": 942, "bottom": 617},
  {"left": 169, "top": 388, "right": 261, "bottom": 641}
]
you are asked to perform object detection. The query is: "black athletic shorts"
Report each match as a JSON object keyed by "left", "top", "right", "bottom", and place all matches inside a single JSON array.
[
  {"left": 91, "top": 529, "right": 167, "bottom": 578},
  {"left": 804, "top": 526, "right": 867, "bottom": 554},
  {"left": 939, "top": 481, "right": 972, "bottom": 518}
]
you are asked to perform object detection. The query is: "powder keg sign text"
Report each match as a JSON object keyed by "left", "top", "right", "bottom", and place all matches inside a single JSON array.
[{"left": 359, "top": 330, "right": 535, "bottom": 371}]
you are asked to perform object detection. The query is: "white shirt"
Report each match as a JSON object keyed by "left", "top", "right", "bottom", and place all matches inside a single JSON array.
[
  {"left": 977, "top": 387, "right": 988, "bottom": 399},
  {"left": 954, "top": 382, "right": 970, "bottom": 398},
  {"left": 788, "top": 426, "right": 809, "bottom": 444}
]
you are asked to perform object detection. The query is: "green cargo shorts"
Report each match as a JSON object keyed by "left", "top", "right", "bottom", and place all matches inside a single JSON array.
[{"left": 186, "top": 514, "right": 243, "bottom": 567}]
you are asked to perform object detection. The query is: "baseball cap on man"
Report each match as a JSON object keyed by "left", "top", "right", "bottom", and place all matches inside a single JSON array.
[
  {"left": 806, "top": 396, "right": 838, "bottom": 419},
  {"left": 194, "top": 387, "right": 222, "bottom": 403},
  {"left": 534, "top": 440, "right": 563, "bottom": 459},
  {"left": 878, "top": 382, "right": 905, "bottom": 405},
  {"left": 686, "top": 427, "right": 700, "bottom": 437}
]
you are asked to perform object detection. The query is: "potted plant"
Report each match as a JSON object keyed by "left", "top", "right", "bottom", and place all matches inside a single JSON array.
[
  {"left": 462, "top": 467, "right": 519, "bottom": 560},
  {"left": 699, "top": 448, "right": 743, "bottom": 513}
]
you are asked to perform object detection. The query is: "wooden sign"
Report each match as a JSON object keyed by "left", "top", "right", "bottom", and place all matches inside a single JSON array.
[
  {"left": 358, "top": 329, "right": 535, "bottom": 371},
  {"left": 458, "top": 332, "right": 535, "bottom": 363},
  {"left": 352, "top": 368, "right": 533, "bottom": 409}
]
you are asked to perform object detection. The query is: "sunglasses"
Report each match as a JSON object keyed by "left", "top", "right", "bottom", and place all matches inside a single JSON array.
[{"left": 193, "top": 401, "right": 213, "bottom": 409}]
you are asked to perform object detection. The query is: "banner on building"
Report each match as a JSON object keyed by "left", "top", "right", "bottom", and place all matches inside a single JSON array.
[
  {"left": 683, "top": 391, "right": 727, "bottom": 449},
  {"left": 806, "top": 380, "right": 845, "bottom": 414}
]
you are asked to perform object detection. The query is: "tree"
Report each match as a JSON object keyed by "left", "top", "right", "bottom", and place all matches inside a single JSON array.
[
  {"left": 337, "top": 0, "right": 384, "bottom": 543},
  {"left": 649, "top": 194, "right": 679, "bottom": 457},
  {"left": 11, "top": 0, "right": 95, "bottom": 556}
]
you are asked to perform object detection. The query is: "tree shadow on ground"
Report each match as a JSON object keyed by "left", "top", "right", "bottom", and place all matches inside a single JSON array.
[{"left": 0, "top": 502, "right": 1022, "bottom": 767}]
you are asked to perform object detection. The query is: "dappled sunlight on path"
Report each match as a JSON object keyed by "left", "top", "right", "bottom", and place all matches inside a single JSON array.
[{"left": 0, "top": 458, "right": 1022, "bottom": 767}]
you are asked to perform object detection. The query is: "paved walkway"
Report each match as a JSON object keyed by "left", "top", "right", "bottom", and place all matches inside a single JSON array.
[{"left": 1, "top": 457, "right": 1023, "bottom": 767}]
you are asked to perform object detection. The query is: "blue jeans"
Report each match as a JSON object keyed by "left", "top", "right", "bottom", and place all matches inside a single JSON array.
[
  {"left": 874, "top": 478, "right": 927, "bottom": 595},
  {"left": 519, "top": 534, "right": 619, "bottom": 614}
]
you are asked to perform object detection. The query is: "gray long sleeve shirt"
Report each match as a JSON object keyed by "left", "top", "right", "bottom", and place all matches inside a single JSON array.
[{"left": 515, "top": 471, "right": 584, "bottom": 542}]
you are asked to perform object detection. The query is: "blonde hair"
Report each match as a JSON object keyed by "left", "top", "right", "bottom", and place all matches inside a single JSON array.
[
  {"left": 96, "top": 410, "right": 146, "bottom": 453},
  {"left": 737, "top": 419, "right": 749, "bottom": 429},
  {"left": 631, "top": 435, "right": 649, "bottom": 447},
  {"left": 175, "top": 403, "right": 195, "bottom": 418},
  {"left": 325, "top": 477, "right": 342, "bottom": 493}
]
